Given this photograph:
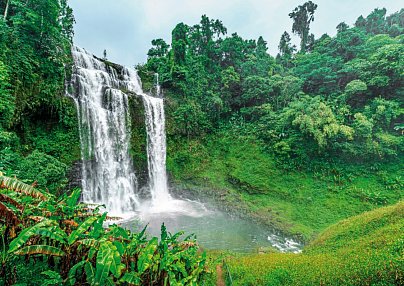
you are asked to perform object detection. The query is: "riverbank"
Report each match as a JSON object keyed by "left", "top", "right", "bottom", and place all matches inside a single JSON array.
[
  {"left": 221, "top": 201, "right": 403, "bottom": 285},
  {"left": 167, "top": 132, "right": 403, "bottom": 243}
]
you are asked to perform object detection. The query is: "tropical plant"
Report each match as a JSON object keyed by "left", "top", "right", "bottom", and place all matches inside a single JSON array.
[{"left": 0, "top": 174, "right": 208, "bottom": 285}]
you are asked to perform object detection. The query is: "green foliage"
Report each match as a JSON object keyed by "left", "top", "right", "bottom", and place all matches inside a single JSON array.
[
  {"left": 226, "top": 202, "right": 403, "bottom": 285},
  {"left": 344, "top": 79, "right": 368, "bottom": 107},
  {"left": 167, "top": 131, "right": 403, "bottom": 241},
  {"left": 0, "top": 60, "right": 13, "bottom": 128},
  {"left": 0, "top": 0, "right": 78, "bottom": 199},
  {"left": 276, "top": 31, "right": 296, "bottom": 67},
  {"left": 0, "top": 172, "right": 47, "bottom": 200},
  {"left": 268, "top": 74, "right": 303, "bottom": 110},
  {"left": 144, "top": 7, "right": 403, "bottom": 167},
  {"left": 293, "top": 51, "right": 344, "bottom": 94},
  {"left": 17, "top": 150, "right": 67, "bottom": 194},
  {"left": 41, "top": 270, "right": 64, "bottom": 286},
  {"left": 355, "top": 8, "right": 404, "bottom": 37},
  {"left": 172, "top": 101, "right": 212, "bottom": 138},
  {"left": 0, "top": 176, "right": 209, "bottom": 285},
  {"left": 8, "top": 219, "right": 56, "bottom": 253},
  {"left": 279, "top": 96, "right": 353, "bottom": 151},
  {"left": 0, "top": 0, "right": 74, "bottom": 124}
]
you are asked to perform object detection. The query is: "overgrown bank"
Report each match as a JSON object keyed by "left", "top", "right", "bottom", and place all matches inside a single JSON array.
[
  {"left": 0, "top": 0, "right": 80, "bottom": 195},
  {"left": 223, "top": 201, "right": 403, "bottom": 285},
  {"left": 166, "top": 130, "right": 403, "bottom": 241}
]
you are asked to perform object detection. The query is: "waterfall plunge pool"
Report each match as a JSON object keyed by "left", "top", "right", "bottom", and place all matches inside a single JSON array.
[{"left": 119, "top": 199, "right": 302, "bottom": 254}]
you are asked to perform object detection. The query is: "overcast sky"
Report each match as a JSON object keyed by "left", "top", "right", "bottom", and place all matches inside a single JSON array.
[{"left": 69, "top": 0, "right": 403, "bottom": 67}]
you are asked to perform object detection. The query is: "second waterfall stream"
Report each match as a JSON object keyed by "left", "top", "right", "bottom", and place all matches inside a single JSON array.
[{"left": 70, "top": 46, "right": 172, "bottom": 215}]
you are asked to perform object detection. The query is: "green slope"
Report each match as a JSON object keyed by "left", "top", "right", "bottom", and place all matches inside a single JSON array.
[
  {"left": 168, "top": 133, "right": 403, "bottom": 241},
  {"left": 224, "top": 202, "right": 403, "bottom": 285}
]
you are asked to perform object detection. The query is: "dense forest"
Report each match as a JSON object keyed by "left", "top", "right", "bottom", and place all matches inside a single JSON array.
[
  {"left": 0, "top": 0, "right": 403, "bottom": 285},
  {"left": 0, "top": 0, "right": 79, "bottom": 194},
  {"left": 142, "top": 5, "right": 403, "bottom": 164}
]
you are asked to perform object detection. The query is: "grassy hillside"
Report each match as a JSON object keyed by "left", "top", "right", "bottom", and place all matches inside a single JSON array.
[
  {"left": 223, "top": 202, "right": 403, "bottom": 285},
  {"left": 167, "top": 131, "right": 403, "bottom": 241}
]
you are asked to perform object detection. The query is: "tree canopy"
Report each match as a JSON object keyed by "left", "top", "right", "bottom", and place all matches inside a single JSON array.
[{"left": 140, "top": 3, "right": 403, "bottom": 165}]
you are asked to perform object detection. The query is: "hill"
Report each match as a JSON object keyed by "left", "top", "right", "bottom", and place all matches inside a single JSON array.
[{"left": 224, "top": 201, "right": 403, "bottom": 285}]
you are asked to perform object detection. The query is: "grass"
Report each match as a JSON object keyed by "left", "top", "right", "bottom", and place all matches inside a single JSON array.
[
  {"left": 223, "top": 202, "right": 403, "bottom": 285},
  {"left": 167, "top": 132, "right": 403, "bottom": 241}
]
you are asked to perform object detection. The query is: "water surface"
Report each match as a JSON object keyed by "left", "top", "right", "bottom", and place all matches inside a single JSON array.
[{"left": 120, "top": 199, "right": 301, "bottom": 253}]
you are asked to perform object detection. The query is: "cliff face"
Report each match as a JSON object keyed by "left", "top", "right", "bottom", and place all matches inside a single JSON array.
[
  {"left": 66, "top": 55, "right": 151, "bottom": 193},
  {"left": 128, "top": 94, "right": 148, "bottom": 191}
]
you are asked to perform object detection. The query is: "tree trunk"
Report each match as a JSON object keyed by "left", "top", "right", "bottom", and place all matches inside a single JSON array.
[{"left": 3, "top": 0, "right": 9, "bottom": 21}]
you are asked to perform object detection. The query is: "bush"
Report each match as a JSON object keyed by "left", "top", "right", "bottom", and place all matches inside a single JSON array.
[{"left": 17, "top": 150, "right": 67, "bottom": 194}]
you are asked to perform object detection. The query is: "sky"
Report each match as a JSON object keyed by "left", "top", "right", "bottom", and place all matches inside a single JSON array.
[{"left": 69, "top": 0, "right": 403, "bottom": 67}]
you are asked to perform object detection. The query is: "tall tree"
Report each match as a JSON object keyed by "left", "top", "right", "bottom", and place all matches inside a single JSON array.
[
  {"left": 277, "top": 31, "right": 296, "bottom": 67},
  {"left": 336, "top": 22, "right": 349, "bottom": 33},
  {"left": 289, "top": 1, "right": 318, "bottom": 53},
  {"left": 306, "top": 33, "right": 315, "bottom": 52},
  {"left": 147, "top": 39, "right": 170, "bottom": 58},
  {"left": 172, "top": 23, "right": 189, "bottom": 65},
  {"left": 256, "top": 36, "right": 268, "bottom": 57}
]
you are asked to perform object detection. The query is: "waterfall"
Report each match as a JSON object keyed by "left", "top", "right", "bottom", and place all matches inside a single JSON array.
[
  {"left": 141, "top": 76, "right": 172, "bottom": 208},
  {"left": 70, "top": 46, "right": 172, "bottom": 215},
  {"left": 70, "top": 46, "right": 141, "bottom": 216}
]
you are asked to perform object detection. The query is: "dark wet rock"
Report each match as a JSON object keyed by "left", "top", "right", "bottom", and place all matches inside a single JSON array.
[{"left": 67, "top": 160, "right": 82, "bottom": 190}]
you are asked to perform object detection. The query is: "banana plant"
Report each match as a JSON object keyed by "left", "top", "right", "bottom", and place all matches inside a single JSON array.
[
  {"left": 1, "top": 176, "right": 209, "bottom": 285},
  {"left": 0, "top": 173, "right": 47, "bottom": 200}
]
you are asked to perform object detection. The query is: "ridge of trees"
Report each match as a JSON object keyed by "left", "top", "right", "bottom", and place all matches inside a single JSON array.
[{"left": 141, "top": 4, "right": 403, "bottom": 165}]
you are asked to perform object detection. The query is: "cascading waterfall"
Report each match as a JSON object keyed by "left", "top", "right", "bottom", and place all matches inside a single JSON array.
[
  {"left": 70, "top": 46, "right": 172, "bottom": 214},
  {"left": 141, "top": 75, "right": 172, "bottom": 208},
  {"left": 69, "top": 46, "right": 140, "bottom": 215}
]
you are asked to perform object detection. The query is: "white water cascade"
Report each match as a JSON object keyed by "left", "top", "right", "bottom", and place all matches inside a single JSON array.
[
  {"left": 141, "top": 78, "right": 172, "bottom": 208},
  {"left": 70, "top": 46, "right": 140, "bottom": 216},
  {"left": 70, "top": 46, "right": 173, "bottom": 215}
]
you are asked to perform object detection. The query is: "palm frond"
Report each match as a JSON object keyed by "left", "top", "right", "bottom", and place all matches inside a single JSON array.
[
  {"left": 8, "top": 219, "right": 56, "bottom": 253},
  {"left": 68, "top": 216, "right": 98, "bottom": 245}
]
